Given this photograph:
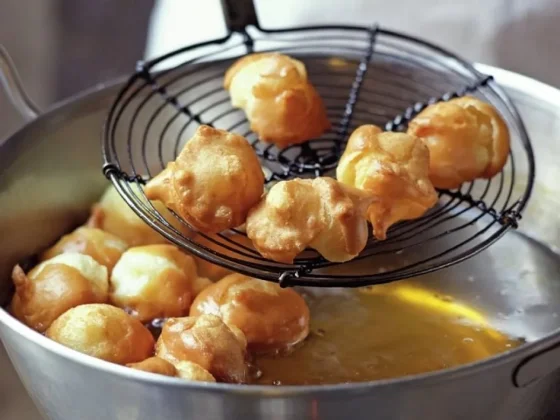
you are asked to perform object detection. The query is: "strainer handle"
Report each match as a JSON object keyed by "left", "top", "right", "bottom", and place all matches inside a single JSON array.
[
  {"left": 220, "top": 0, "right": 260, "bottom": 32},
  {"left": 0, "top": 45, "right": 40, "bottom": 121}
]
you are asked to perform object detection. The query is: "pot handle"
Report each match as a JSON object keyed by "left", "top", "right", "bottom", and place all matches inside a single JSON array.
[
  {"left": 513, "top": 341, "right": 560, "bottom": 388},
  {"left": 0, "top": 45, "right": 40, "bottom": 121},
  {"left": 220, "top": 0, "right": 260, "bottom": 32}
]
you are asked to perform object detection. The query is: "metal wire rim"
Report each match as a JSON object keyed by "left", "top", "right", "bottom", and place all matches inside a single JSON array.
[{"left": 102, "top": 24, "right": 535, "bottom": 288}]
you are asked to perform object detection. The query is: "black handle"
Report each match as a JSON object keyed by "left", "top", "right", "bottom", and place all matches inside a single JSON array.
[{"left": 220, "top": 0, "right": 260, "bottom": 32}]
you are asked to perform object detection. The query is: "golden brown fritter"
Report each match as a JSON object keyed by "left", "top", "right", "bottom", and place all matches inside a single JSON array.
[
  {"left": 127, "top": 357, "right": 216, "bottom": 382},
  {"left": 46, "top": 304, "right": 154, "bottom": 364},
  {"left": 224, "top": 53, "right": 331, "bottom": 148},
  {"left": 246, "top": 177, "right": 373, "bottom": 263},
  {"left": 190, "top": 273, "right": 310, "bottom": 353},
  {"left": 337, "top": 125, "right": 438, "bottom": 240},
  {"left": 174, "top": 361, "right": 216, "bottom": 382},
  {"left": 10, "top": 253, "right": 109, "bottom": 332},
  {"left": 156, "top": 314, "right": 248, "bottom": 383},
  {"left": 407, "top": 96, "right": 510, "bottom": 189},
  {"left": 145, "top": 125, "right": 264, "bottom": 233}
]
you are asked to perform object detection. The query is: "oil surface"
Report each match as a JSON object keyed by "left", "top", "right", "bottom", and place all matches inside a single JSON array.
[{"left": 253, "top": 283, "right": 523, "bottom": 385}]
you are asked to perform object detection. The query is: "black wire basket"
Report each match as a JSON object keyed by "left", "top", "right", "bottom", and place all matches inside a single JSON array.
[{"left": 102, "top": 0, "right": 535, "bottom": 287}]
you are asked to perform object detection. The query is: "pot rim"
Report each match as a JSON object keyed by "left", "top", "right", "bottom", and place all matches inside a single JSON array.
[{"left": 1, "top": 63, "right": 560, "bottom": 396}]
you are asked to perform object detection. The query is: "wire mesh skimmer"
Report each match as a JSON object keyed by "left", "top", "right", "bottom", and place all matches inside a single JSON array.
[{"left": 102, "top": 1, "right": 535, "bottom": 288}]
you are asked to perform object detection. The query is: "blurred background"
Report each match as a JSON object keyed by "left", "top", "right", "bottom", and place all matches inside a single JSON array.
[{"left": 1, "top": 0, "right": 559, "bottom": 140}]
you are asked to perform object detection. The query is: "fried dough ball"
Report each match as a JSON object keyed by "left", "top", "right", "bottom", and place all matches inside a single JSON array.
[
  {"left": 156, "top": 314, "right": 248, "bottom": 383},
  {"left": 127, "top": 357, "right": 177, "bottom": 377},
  {"left": 46, "top": 304, "right": 154, "bottom": 364},
  {"left": 336, "top": 125, "right": 438, "bottom": 240},
  {"left": 10, "top": 253, "right": 109, "bottom": 332},
  {"left": 246, "top": 177, "right": 373, "bottom": 263},
  {"left": 224, "top": 53, "right": 331, "bottom": 148},
  {"left": 110, "top": 244, "right": 210, "bottom": 322},
  {"left": 87, "top": 185, "right": 192, "bottom": 247},
  {"left": 191, "top": 273, "right": 310, "bottom": 353},
  {"left": 126, "top": 357, "right": 215, "bottom": 382},
  {"left": 174, "top": 361, "right": 216, "bottom": 382},
  {"left": 40, "top": 227, "right": 128, "bottom": 272},
  {"left": 145, "top": 125, "right": 264, "bottom": 233},
  {"left": 407, "top": 96, "right": 510, "bottom": 189}
]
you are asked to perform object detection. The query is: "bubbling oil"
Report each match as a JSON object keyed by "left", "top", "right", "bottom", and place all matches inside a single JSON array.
[{"left": 252, "top": 283, "right": 523, "bottom": 385}]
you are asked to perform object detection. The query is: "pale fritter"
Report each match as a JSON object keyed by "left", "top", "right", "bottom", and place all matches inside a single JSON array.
[
  {"left": 46, "top": 304, "right": 154, "bottom": 365},
  {"left": 110, "top": 244, "right": 210, "bottom": 322},
  {"left": 190, "top": 273, "right": 310, "bottom": 353},
  {"left": 156, "top": 314, "right": 248, "bottom": 383},
  {"left": 10, "top": 253, "right": 109, "bottom": 332},
  {"left": 337, "top": 125, "right": 438, "bottom": 240},
  {"left": 145, "top": 125, "right": 264, "bottom": 233},
  {"left": 407, "top": 96, "right": 510, "bottom": 189},
  {"left": 224, "top": 53, "right": 331, "bottom": 148},
  {"left": 246, "top": 177, "right": 373, "bottom": 263}
]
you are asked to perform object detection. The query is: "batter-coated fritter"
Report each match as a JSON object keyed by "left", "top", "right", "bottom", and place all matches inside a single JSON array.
[
  {"left": 246, "top": 177, "right": 373, "bottom": 263},
  {"left": 145, "top": 125, "right": 264, "bottom": 233},
  {"left": 337, "top": 125, "right": 438, "bottom": 240},
  {"left": 224, "top": 53, "right": 331, "bottom": 148},
  {"left": 407, "top": 96, "right": 510, "bottom": 189}
]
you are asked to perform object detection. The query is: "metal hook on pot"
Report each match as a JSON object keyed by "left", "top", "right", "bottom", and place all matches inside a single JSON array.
[{"left": 0, "top": 44, "right": 40, "bottom": 121}]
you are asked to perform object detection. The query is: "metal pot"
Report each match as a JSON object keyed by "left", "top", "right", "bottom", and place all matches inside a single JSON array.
[{"left": 2, "top": 36, "right": 560, "bottom": 420}]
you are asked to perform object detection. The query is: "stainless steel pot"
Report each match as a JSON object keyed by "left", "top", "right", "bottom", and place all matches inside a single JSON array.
[{"left": 3, "top": 40, "right": 560, "bottom": 420}]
